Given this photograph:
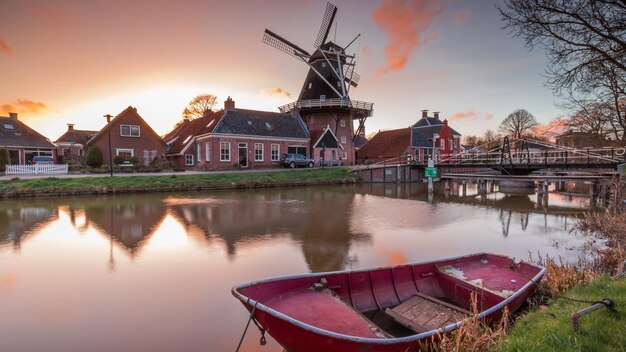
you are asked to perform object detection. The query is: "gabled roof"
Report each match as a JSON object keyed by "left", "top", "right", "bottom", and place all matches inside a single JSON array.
[
  {"left": 0, "top": 115, "right": 56, "bottom": 149},
  {"left": 357, "top": 128, "right": 412, "bottom": 159},
  {"left": 213, "top": 108, "right": 309, "bottom": 139},
  {"left": 86, "top": 106, "right": 166, "bottom": 147},
  {"left": 411, "top": 125, "right": 440, "bottom": 148},
  {"left": 164, "top": 111, "right": 224, "bottom": 155},
  {"left": 354, "top": 135, "right": 368, "bottom": 149},
  {"left": 55, "top": 129, "right": 98, "bottom": 144},
  {"left": 311, "top": 126, "right": 342, "bottom": 149},
  {"left": 412, "top": 117, "right": 462, "bottom": 137}
]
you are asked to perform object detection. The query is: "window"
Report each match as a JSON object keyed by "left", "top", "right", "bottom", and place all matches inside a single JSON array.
[
  {"left": 340, "top": 136, "right": 346, "bottom": 144},
  {"left": 205, "top": 143, "right": 210, "bottom": 162},
  {"left": 220, "top": 142, "right": 230, "bottom": 162},
  {"left": 449, "top": 140, "right": 453, "bottom": 151},
  {"left": 254, "top": 143, "right": 264, "bottom": 162},
  {"left": 197, "top": 143, "right": 201, "bottom": 161},
  {"left": 271, "top": 144, "right": 280, "bottom": 161},
  {"left": 322, "top": 62, "right": 327, "bottom": 68},
  {"left": 186, "top": 154, "right": 194, "bottom": 166},
  {"left": 339, "top": 119, "right": 346, "bottom": 127},
  {"left": 308, "top": 82, "right": 312, "bottom": 89},
  {"left": 116, "top": 148, "right": 134, "bottom": 158},
  {"left": 3, "top": 124, "right": 14, "bottom": 130},
  {"left": 120, "top": 125, "right": 140, "bottom": 137},
  {"left": 320, "top": 95, "right": 326, "bottom": 101},
  {"left": 342, "top": 152, "right": 347, "bottom": 159},
  {"left": 440, "top": 139, "right": 445, "bottom": 150}
]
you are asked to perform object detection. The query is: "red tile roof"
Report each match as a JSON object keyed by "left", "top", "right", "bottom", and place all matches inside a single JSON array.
[
  {"left": 164, "top": 110, "right": 224, "bottom": 155},
  {"left": 54, "top": 129, "right": 98, "bottom": 144},
  {"left": 0, "top": 115, "right": 56, "bottom": 149},
  {"left": 356, "top": 128, "right": 412, "bottom": 160}
]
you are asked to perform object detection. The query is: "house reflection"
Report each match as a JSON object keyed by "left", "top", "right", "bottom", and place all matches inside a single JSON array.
[
  {"left": 166, "top": 187, "right": 370, "bottom": 272},
  {"left": 0, "top": 200, "right": 58, "bottom": 250},
  {"left": 68, "top": 195, "right": 168, "bottom": 257}
]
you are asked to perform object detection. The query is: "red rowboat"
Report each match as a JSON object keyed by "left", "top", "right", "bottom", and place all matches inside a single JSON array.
[{"left": 232, "top": 253, "right": 545, "bottom": 352}]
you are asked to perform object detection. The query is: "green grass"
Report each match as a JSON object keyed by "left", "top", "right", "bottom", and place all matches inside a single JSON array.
[
  {"left": 0, "top": 168, "right": 357, "bottom": 197},
  {"left": 497, "top": 276, "right": 626, "bottom": 352}
]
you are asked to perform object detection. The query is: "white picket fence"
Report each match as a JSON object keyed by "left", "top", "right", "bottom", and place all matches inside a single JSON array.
[{"left": 5, "top": 164, "right": 69, "bottom": 175}]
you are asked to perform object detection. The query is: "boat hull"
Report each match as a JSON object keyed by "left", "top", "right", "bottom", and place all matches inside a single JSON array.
[{"left": 232, "top": 253, "right": 545, "bottom": 352}]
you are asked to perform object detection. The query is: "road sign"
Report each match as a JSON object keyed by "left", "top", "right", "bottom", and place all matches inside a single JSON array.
[{"left": 425, "top": 167, "right": 438, "bottom": 178}]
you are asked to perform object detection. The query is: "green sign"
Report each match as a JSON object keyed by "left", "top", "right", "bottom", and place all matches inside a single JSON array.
[{"left": 425, "top": 167, "right": 438, "bottom": 178}]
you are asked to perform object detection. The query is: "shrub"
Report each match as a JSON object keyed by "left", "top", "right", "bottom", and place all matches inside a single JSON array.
[
  {"left": 86, "top": 146, "right": 103, "bottom": 168},
  {"left": 113, "top": 155, "right": 125, "bottom": 165},
  {"left": 0, "top": 148, "right": 10, "bottom": 172},
  {"left": 128, "top": 156, "right": 139, "bottom": 165}
]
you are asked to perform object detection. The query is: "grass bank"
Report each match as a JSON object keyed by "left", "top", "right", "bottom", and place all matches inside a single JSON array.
[
  {"left": 497, "top": 275, "right": 625, "bottom": 352},
  {"left": 0, "top": 168, "right": 359, "bottom": 198}
]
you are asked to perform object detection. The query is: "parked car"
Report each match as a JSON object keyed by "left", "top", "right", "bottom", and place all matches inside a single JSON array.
[
  {"left": 279, "top": 153, "right": 314, "bottom": 168},
  {"left": 31, "top": 156, "right": 54, "bottom": 164}
]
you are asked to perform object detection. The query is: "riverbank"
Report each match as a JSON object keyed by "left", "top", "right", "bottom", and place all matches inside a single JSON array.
[{"left": 0, "top": 168, "right": 359, "bottom": 198}]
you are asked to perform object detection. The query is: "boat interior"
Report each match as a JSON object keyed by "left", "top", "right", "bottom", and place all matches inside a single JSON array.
[{"left": 238, "top": 254, "right": 541, "bottom": 338}]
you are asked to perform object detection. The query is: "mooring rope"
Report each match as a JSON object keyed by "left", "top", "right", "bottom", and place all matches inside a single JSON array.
[{"left": 235, "top": 300, "right": 267, "bottom": 352}]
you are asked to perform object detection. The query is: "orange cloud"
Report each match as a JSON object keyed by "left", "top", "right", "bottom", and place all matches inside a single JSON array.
[
  {"left": 0, "top": 272, "right": 17, "bottom": 294},
  {"left": 0, "top": 37, "right": 12, "bottom": 55},
  {"left": 454, "top": 10, "right": 470, "bottom": 24},
  {"left": 449, "top": 109, "right": 493, "bottom": 121},
  {"left": 0, "top": 99, "right": 48, "bottom": 115},
  {"left": 372, "top": 0, "right": 443, "bottom": 75},
  {"left": 375, "top": 245, "right": 409, "bottom": 266},
  {"left": 362, "top": 44, "right": 373, "bottom": 59},
  {"left": 532, "top": 118, "right": 569, "bottom": 141},
  {"left": 262, "top": 88, "right": 292, "bottom": 100}
]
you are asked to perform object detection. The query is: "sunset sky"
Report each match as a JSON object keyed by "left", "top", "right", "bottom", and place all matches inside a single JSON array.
[{"left": 0, "top": 0, "right": 562, "bottom": 141}]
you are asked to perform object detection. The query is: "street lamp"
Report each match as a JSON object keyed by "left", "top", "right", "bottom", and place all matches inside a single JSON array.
[{"left": 104, "top": 114, "right": 113, "bottom": 177}]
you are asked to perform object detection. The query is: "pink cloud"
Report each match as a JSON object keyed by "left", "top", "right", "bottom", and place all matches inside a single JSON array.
[
  {"left": 0, "top": 99, "right": 48, "bottom": 115},
  {"left": 0, "top": 37, "right": 12, "bottom": 55},
  {"left": 262, "top": 87, "right": 292, "bottom": 100},
  {"left": 362, "top": 44, "right": 373, "bottom": 59},
  {"left": 454, "top": 10, "right": 470, "bottom": 24},
  {"left": 449, "top": 109, "right": 493, "bottom": 121},
  {"left": 372, "top": 0, "right": 443, "bottom": 75}
]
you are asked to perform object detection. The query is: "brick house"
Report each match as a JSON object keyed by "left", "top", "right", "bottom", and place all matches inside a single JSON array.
[
  {"left": 86, "top": 106, "right": 166, "bottom": 165},
  {"left": 357, "top": 110, "right": 461, "bottom": 164},
  {"left": 164, "top": 97, "right": 310, "bottom": 169},
  {"left": 0, "top": 112, "right": 57, "bottom": 164},
  {"left": 54, "top": 124, "right": 98, "bottom": 164}
]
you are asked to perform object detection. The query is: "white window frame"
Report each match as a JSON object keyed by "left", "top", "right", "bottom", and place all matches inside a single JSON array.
[
  {"left": 120, "top": 124, "right": 140, "bottom": 137},
  {"left": 320, "top": 94, "right": 326, "bottom": 101},
  {"left": 254, "top": 143, "right": 264, "bottom": 162},
  {"left": 115, "top": 148, "right": 134, "bottom": 157},
  {"left": 449, "top": 140, "right": 453, "bottom": 151},
  {"left": 342, "top": 152, "right": 347, "bottom": 160},
  {"left": 339, "top": 119, "right": 346, "bottom": 127},
  {"left": 185, "top": 154, "right": 194, "bottom": 166},
  {"left": 440, "top": 139, "right": 445, "bottom": 150},
  {"left": 197, "top": 142, "right": 201, "bottom": 162},
  {"left": 220, "top": 142, "right": 231, "bottom": 162},
  {"left": 271, "top": 144, "right": 280, "bottom": 161},
  {"left": 205, "top": 142, "right": 210, "bottom": 162},
  {"left": 340, "top": 136, "right": 347, "bottom": 144}
]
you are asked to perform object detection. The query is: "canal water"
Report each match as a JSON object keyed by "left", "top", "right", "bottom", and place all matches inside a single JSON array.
[{"left": 0, "top": 182, "right": 599, "bottom": 351}]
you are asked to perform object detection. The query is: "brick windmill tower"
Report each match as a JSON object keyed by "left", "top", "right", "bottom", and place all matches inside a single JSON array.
[{"left": 262, "top": 2, "right": 373, "bottom": 165}]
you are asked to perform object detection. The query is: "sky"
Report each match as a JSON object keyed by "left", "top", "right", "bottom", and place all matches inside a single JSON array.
[{"left": 0, "top": 0, "right": 564, "bottom": 141}]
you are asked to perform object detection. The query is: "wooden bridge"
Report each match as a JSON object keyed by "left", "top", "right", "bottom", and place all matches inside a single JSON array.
[{"left": 364, "top": 138, "right": 625, "bottom": 176}]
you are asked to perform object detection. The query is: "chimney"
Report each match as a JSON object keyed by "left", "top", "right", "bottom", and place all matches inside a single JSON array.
[
  {"left": 224, "top": 96, "right": 235, "bottom": 111},
  {"left": 67, "top": 123, "right": 75, "bottom": 131},
  {"left": 433, "top": 111, "right": 440, "bottom": 120},
  {"left": 8, "top": 112, "right": 17, "bottom": 120},
  {"left": 421, "top": 109, "right": 428, "bottom": 118}
]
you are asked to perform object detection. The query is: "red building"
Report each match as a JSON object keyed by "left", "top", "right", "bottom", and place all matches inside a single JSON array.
[
  {"left": 357, "top": 110, "right": 461, "bottom": 164},
  {"left": 86, "top": 106, "right": 166, "bottom": 165},
  {"left": 54, "top": 124, "right": 98, "bottom": 164},
  {"left": 164, "top": 97, "right": 310, "bottom": 169}
]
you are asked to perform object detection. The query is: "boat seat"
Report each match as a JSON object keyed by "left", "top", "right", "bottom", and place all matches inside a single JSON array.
[{"left": 384, "top": 292, "right": 469, "bottom": 333}]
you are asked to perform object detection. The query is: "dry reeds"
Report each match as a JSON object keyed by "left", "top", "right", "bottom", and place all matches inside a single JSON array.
[{"left": 434, "top": 293, "right": 510, "bottom": 352}]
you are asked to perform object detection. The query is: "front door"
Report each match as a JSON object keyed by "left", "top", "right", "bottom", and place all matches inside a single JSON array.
[{"left": 238, "top": 143, "right": 248, "bottom": 168}]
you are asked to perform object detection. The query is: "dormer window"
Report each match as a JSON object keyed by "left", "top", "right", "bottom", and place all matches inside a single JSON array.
[
  {"left": 3, "top": 124, "right": 14, "bottom": 130},
  {"left": 120, "top": 125, "right": 140, "bottom": 137}
]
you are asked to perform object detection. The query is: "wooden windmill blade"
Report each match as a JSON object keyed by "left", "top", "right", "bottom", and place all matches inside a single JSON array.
[
  {"left": 263, "top": 29, "right": 311, "bottom": 60},
  {"left": 314, "top": 2, "right": 337, "bottom": 48},
  {"left": 343, "top": 66, "right": 360, "bottom": 87}
]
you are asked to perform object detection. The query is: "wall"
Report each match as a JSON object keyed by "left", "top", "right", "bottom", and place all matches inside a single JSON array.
[{"left": 302, "top": 111, "right": 355, "bottom": 165}]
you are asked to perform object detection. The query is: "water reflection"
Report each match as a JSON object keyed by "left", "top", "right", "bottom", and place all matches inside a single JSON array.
[{"left": 0, "top": 183, "right": 599, "bottom": 352}]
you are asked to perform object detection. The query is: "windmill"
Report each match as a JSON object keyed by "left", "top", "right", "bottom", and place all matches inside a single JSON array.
[{"left": 262, "top": 2, "right": 373, "bottom": 158}]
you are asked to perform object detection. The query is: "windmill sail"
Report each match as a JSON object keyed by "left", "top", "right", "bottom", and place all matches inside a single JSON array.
[
  {"left": 314, "top": 2, "right": 337, "bottom": 48},
  {"left": 343, "top": 66, "right": 360, "bottom": 87},
  {"left": 263, "top": 29, "right": 311, "bottom": 60}
]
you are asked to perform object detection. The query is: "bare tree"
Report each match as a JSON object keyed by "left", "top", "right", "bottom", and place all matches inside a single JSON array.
[
  {"left": 499, "top": 109, "right": 538, "bottom": 139},
  {"left": 182, "top": 94, "right": 218, "bottom": 120},
  {"left": 482, "top": 129, "right": 501, "bottom": 151},
  {"left": 498, "top": 0, "right": 626, "bottom": 141}
]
